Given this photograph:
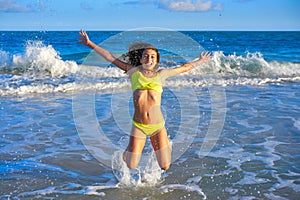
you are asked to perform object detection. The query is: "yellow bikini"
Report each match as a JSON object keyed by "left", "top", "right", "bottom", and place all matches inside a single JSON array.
[
  {"left": 132, "top": 120, "right": 165, "bottom": 136},
  {"left": 131, "top": 70, "right": 163, "bottom": 93},
  {"left": 131, "top": 70, "right": 164, "bottom": 136}
]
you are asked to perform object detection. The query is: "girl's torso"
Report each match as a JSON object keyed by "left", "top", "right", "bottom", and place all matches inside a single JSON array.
[{"left": 128, "top": 68, "right": 164, "bottom": 124}]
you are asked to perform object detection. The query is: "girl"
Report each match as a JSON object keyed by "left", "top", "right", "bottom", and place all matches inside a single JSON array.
[{"left": 78, "top": 30, "right": 210, "bottom": 170}]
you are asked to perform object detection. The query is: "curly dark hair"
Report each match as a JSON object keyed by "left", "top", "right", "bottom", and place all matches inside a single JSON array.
[{"left": 122, "top": 42, "right": 160, "bottom": 69}]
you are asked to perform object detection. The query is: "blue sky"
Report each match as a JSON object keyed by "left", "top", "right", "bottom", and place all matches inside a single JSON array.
[{"left": 0, "top": 0, "right": 299, "bottom": 30}]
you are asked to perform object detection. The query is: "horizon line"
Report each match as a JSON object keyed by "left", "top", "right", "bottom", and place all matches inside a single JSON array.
[{"left": 1, "top": 28, "right": 300, "bottom": 32}]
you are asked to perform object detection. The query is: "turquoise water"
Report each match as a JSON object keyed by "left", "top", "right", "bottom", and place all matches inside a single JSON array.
[{"left": 0, "top": 30, "right": 300, "bottom": 199}]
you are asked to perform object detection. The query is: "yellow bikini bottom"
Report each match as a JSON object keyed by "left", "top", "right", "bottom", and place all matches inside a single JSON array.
[{"left": 132, "top": 119, "right": 165, "bottom": 136}]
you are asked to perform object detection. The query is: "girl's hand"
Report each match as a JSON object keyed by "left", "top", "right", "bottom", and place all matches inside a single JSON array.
[
  {"left": 78, "top": 30, "right": 91, "bottom": 46},
  {"left": 199, "top": 51, "right": 211, "bottom": 63}
]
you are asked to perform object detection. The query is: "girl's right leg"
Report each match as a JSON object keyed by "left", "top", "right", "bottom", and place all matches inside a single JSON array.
[{"left": 123, "top": 125, "right": 146, "bottom": 169}]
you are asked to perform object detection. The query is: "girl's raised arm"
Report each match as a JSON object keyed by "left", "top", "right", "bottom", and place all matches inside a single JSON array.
[
  {"left": 78, "top": 30, "right": 131, "bottom": 72},
  {"left": 160, "top": 51, "right": 211, "bottom": 80}
]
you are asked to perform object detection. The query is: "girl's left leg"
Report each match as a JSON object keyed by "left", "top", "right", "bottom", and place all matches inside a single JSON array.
[{"left": 150, "top": 127, "right": 172, "bottom": 170}]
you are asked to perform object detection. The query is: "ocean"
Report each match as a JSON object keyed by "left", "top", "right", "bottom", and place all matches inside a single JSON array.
[{"left": 0, "top": 29, "right": 300, "bottom": 199}]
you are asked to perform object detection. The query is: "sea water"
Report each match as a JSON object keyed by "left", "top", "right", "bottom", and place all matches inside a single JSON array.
[{"left": 0, "top": 30, "right": 300, "bottom": 199}]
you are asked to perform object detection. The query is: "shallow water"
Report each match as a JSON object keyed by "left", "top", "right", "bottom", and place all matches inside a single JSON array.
[{"left": 1, "top": 83, "right": 299, "bottom": 199}]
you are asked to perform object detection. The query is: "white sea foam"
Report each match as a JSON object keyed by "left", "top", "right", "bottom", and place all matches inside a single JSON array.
[
  {"left": 159, "top": 184, "right": 207, "bottom": 199},
  {"left": 228, "top": 195, "right": 260, "bottom": 200},
  {"left": 201, "top": 134, "right": 300, "bottom": 199},
  {"left": 235, "top": 171, "right": 269, "bottom": 185},
  {"left": 293, "top": 118, "right": 300, "bottom": 131},
  {"left": 16, "top": 181, "right": 208, "bottom": 199},
  {"left": 0, "top": 81, "right": 130, "bottom": 96},
  {"left": 17, "top": 183, "right": 112, "bottom": 198},
  {"left": 264, "top": 193, "right": 289, "bottom": 200}
]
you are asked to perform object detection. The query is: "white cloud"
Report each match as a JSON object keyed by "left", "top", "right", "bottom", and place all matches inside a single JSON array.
[
  {"left": 0, "top": 0, "right": 31, "bottom": 12},
  {"left": 167, "top": 0, "right": 212, "bottom": 12},
  {"left": 80, "top": 2, "right": 93, "bottom": 10},
  {"left": 214, "top": 3, "right": 222, "bottom": 11},
  {"left": 80, "top": 0, "right": 98, "bottom": 10},
  {"left": 123, "top": 0, "right": 222, "bottom": 12}
]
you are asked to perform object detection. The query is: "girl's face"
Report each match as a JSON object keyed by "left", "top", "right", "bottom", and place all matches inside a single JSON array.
[{"left": 140, "top": 49, "right": 158, "bottom": 70}]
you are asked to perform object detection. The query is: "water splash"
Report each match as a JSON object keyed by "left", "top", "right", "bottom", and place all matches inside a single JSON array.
[{"left": 112, "top": 150, "right": 163, "bottom": 187}]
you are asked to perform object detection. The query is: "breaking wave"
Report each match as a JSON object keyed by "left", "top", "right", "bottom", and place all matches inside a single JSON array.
[{"left": 1, "top": 41, "right": 300, "bottom": 96}]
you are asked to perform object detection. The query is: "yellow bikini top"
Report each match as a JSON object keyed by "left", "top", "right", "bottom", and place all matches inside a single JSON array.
[{"left": 131, "top": 70, "right": 163, "bottom": 93}]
